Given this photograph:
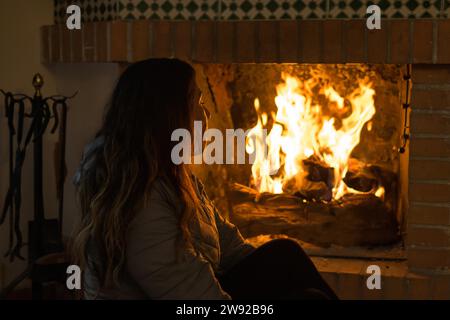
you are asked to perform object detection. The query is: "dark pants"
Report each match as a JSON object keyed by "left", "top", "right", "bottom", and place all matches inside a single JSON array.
[{"left": 218, "top": 239, "right": 339, "bottom": 300}]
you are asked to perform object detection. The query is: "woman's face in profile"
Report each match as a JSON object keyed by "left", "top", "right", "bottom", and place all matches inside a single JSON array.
[
  {"left": 191, "top": 85, "right": 211, "bottom": 158},
  {"left": 193, "top": 86, "right": 210, "bottom": 132}
]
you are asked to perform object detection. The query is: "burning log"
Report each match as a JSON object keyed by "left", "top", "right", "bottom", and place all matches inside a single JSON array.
[
  {"left": 284, "top": 179, "right": 332, "bottom": 202},
  {"left": 299, "top": 156, "right": 334, "bottom": 200},
  {"left": 280, "top": 155, "right": 334, "bottom": 201},
  {"left": 263, "top": 157, "right": 396, "bottom": 203},
  {"left": 302, "top": 156, "right": 334, "bottom": 187},
  {"left": 229, "top": 183, "right": 259, "bottom": 203},
  {"left": 344, "top": 158, "right": 378, "bottom": 192},
  {"left": 229, "top": 182, "right": 399, "bottom": 247}
]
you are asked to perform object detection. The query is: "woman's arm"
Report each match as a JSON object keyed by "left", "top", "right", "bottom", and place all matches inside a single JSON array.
[
  {"left": 213, "top": 208, "right": 256, "bottom": 272},
  {"left": 192, "top": 176, "right": 255, "bottom": 273},
  {"left": 126, "top": 180, "right": 230, "bottom": 300}
]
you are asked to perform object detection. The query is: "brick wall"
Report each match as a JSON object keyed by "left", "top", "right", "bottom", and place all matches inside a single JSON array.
[
  {"left": 41, "top": 19, "right": 450, "bottom": 64},
  {"left": 408, "top": 65, "right": 450, "bottom": 274},
  {"left": 316, "top": 258, "right": 450, "bottom": 299}
]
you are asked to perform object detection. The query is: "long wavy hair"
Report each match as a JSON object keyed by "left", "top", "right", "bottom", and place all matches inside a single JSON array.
[{"left": 71, "top": 58, "right": 202, "bottom": 289}]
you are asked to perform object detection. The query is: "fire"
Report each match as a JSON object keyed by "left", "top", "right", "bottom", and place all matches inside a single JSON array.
[{"left": 246, "top": 73, "right": 376, "bottom": 200}]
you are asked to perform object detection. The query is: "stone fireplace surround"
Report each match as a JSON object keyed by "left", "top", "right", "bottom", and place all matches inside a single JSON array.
[{"left": 40, "top": 17, "right": 450, "bottom": 299}]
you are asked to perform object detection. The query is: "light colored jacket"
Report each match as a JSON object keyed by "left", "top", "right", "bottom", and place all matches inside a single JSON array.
[{"left": 84, "top": 176, "right": 255, "bottom": 300}]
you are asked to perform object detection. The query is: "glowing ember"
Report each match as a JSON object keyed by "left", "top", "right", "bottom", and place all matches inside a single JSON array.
[{"left": 246, "top": 72, "right": 377, "bottom": 200}]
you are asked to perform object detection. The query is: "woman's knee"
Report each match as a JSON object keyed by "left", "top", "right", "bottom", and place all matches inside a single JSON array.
[{"left": 261, "top": 238, "right": 307, "bottom": 257}]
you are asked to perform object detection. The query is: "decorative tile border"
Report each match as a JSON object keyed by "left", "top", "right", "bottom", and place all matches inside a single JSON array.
[
  {"left": 329, "top": 0, "right": 444, "bottom": 19},
  {"left": 54, "top": 0, "right": 449, "bottom": 22},
  {"left": 54, "top": 0, "right": 120, "bottom": 23},
  {"left": 121, "top": 0, "right": 221, "bottom": 20},
  {"left": 220, "top": 0, "right": 328, "bottom": 20},
  {"left": 445, "top": 0, "right": 450, "bottom": 18},
  {"left": 328, "top": 0, "right": 366, "bottom": 18}
]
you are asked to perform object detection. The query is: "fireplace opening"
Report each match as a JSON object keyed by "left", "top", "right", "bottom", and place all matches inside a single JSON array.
[{"left": 193, "top": 63, "right": 409, "bottom": 257}]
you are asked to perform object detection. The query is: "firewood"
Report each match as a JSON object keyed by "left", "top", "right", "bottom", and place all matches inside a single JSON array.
[
  {"left": 343, "top": 171, "right": 378, "bottom": 192},
  {"left": 231, "top": 192, "right": 399, "bottom": 247},
  {"left": 284, "top": 179, "right": 332, "bottom": 202},
  {"left": 229, "top": 182, "right": 258, "bottom": 203},
  {"left": 302, "top": 155, "right": 334, "bottom": 188}
]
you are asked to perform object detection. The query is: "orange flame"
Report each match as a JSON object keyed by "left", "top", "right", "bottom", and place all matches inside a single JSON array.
[{"left": 246, "top": 73, "right": 377, "bottom": 200}]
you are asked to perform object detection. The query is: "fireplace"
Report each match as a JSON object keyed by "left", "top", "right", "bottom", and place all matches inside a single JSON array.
[
  {"left": 196, "top": 62, "right": 405, "bottom": 250},
  {"left": 41, "top": 8, "right": 450, "bottom": 299}
]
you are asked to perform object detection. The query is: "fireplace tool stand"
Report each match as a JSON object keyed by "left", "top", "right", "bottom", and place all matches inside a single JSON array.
[{"left": 0, "top": 74, "right": 76, "bottom": 299}]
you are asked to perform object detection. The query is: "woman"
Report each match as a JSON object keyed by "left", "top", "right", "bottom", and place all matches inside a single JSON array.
[{"left": 71, "top": 58, "right": 338, "bottom": 300}]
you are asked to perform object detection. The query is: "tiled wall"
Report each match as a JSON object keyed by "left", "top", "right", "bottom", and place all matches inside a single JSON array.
[
  {"left": 54, "top": 0, "right": 450, "bottom": 23},
  {"left": 55, "top": 0, "right": 119, "bottom": 22}
]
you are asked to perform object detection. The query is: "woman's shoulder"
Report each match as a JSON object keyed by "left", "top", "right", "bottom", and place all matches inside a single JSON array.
[
  {"left": 131, "top": 176, "right": 181, "bottom": 225},
  {"left": 151, "top": 174, "right": 203, "bottom": 203},
  {"left": 149, "top": 175, "right": 178, "bottom": 202}
]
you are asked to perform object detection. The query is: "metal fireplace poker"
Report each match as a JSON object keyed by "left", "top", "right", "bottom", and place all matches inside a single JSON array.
[{"left": 0, "top": 74, "right": 76, "bottom": 299}]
